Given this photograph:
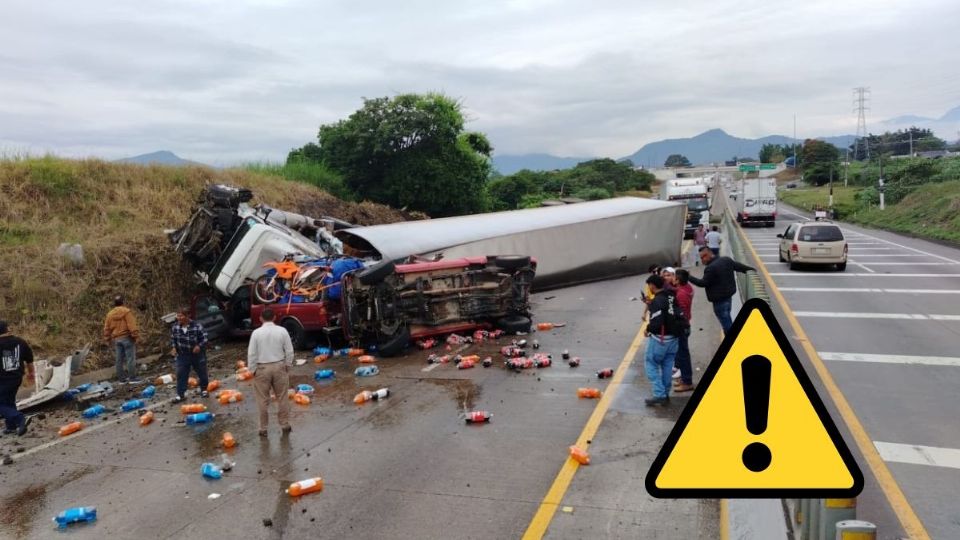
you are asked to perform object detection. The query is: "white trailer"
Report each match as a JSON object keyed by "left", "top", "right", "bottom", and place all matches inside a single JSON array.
[{"left": 736, "top": 178, "right": 778, "bottom": 227}]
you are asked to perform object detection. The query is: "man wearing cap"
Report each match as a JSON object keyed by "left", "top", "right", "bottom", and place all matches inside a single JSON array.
[
  {"left": 103, "top": 295, "right": 140, "bottom": 383},
  {"left": 0, "top": 321, "right": 35, "bottom": 436}
]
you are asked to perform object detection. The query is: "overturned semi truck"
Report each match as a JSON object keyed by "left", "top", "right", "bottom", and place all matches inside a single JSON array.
[{"left": 336, "top": 197, "right": 686, "bottom": 290}]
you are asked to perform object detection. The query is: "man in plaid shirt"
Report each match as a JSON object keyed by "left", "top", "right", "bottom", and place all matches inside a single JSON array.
[{"left": 169, "top": 307, "right": 210, "bottom": 402}]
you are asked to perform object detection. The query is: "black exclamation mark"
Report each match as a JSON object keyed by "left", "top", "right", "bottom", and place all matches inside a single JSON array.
[{"left": 741, "top": 355, "right": 772, "bottom": 472}]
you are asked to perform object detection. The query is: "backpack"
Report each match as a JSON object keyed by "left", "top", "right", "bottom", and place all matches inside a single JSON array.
[{"left": 661, "top": 291, "right": 690, "bottom": 338}]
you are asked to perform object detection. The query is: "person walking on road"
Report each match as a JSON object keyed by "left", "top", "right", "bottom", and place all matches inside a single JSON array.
[
  {"left": 688, "top": 247, "right": 755, "bottom": 334},
  {"left": 103, "top": 295, "right": 140, "bottom": 383},
  {"left": 247, "top": 308, "right": 294, "bottom": 437},
  {"left": 642, "top": 275, "right": 685, "bottom": 407},
  {"left": 693, "top": 225, "right": 707, "bottom": 265},
  {"left": 169, "top": 307, "right": 210, "bottom": 403},
  {"left": 705, "top": 225, "right": 722, "bottom": 256},
  {"left": 0, "top": 321, "right": 35, "bottom": 436},
  {"left": 672, "top": 269, "right": 696, "bottom": 392}
]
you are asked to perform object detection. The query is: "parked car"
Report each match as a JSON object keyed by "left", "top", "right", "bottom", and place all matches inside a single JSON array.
[{"left": 777, "top": 221, "right": 847, "bottom": 271}]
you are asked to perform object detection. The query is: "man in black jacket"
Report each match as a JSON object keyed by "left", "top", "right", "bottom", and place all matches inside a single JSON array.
[
  {"left": 688, "top": 246, "right": 755, "bottom": 333},
  {"left": 643, "top": 275, "right": 682, "bottom": 406},
  {"left": 0, "top": 321, "right": 35, "bottom": 436}
]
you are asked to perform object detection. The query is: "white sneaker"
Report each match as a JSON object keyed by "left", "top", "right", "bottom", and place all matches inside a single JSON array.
[{"left": 672, "top": 367, "right": 681, "bottom": 379}]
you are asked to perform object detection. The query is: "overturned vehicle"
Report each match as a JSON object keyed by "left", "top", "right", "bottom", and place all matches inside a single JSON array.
[{"left": 170, "top": 185, "right": 536, "bottom": 354}]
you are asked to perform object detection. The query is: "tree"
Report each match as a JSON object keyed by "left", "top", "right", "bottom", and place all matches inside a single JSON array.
[
  {"left": 664, "top": 154, "right": 692, "bottom": 167},
  {"left": 801, "top": 139, "right": 840, "bottom": 186},
  {"left": 759, "top": 144, "right": 791, "bottom": 164},
  {"left": 849, "top": 127, "right": 946, "bottom": 160},
  {"left": 292, "top": 93, "right": 491, "bottom": 217}
]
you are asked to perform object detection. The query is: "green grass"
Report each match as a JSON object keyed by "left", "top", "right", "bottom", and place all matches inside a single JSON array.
[
  {"left": 242, "top": 160, "right": 353, "bottom": 201},
  {"left": 846, "top": 181, "right": 960, "bottom": 244},
  {"left": 779, "top": 185, "right": 862, "bottom": 218}
]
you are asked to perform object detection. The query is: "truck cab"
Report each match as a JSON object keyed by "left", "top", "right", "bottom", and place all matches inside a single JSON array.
[{"left": 663, "top": 178, "right": 711, "bottom": 238}]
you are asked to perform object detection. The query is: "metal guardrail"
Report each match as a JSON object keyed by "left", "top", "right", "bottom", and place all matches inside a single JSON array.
[{"left": 720, "top": 207, "right": 770, "bottom": 304}]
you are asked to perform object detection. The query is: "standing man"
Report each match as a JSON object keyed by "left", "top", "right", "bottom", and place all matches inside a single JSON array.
[
  {"left": 247, "top": 308, "right": 293, "bottom": 437},
  {"left": 705, "top": 225, "right": 722, "bottom": 256},
  {"left": 687, "top": 247, "right": 755, "bottom": 334},
  {"left": 693, "top": 224, "right": 707, "bottom": 266},
  {"left": 642, "top": 275, "right": 683, "bottom": 407},
  {"left": 103, "top": 295, "right": 140, "bottom": 383},
  {"left": 169, "top": 307, "right": 210, "bottom": 403},
  {"left": 0, "top": 321, "right": 35, "bottom": 436},
  {"left": 673, "top": 269, "right": 696, "bottom": 392}
]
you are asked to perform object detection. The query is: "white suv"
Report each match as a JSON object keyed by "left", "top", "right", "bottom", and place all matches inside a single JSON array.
[{"left": 777, "top": 221, "right": 848, "bottom": 271}]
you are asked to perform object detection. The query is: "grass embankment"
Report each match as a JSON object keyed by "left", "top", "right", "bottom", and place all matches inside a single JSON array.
[
  {"left": 779, "top": 182, "right": 960, "bottom": 244},
  {"left": 0, "top": 156, "right": 413, "bottom": 366}
]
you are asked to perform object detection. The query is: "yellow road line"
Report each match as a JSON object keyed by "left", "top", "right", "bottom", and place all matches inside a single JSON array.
[
  {"left": 521, "top": 320, "right": 649, "bottom": 540},
  {"left": 733, "top": 210, "right": 931, "bottom": 540},
  {"left": 719, "top": 499, "right": 730, "bottom": 540}
]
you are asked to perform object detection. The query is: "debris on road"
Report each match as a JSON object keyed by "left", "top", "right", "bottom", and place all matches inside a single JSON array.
[
  {"left": 54, "top": 506, "right": 97, "bottom": 529},
  {"left": 201, "top": 462, "right": 223, "bottom": 479},
  {"left": 295, "top": 384, "right": 315, "bottom": 395},
  {"left": 569, "top": 446, "right": 590, "bottom": 465},
  {"left": 287, "top": 477, "right": 324, "bottom": 496},
  {"left": 121, "top": 399, "right": 146, "bottom": 412},
  {"left": 222, "top": 432, "right": 236, "bottom": 448},
  {"left": 354, "top": 365, "right": 379, "bottom": 377},
  {"left": 464, "top": 411, "right": 492, "bottom": 424},
  {"left": 218, "top": 390, "right": 243, "bottom": 404},
  {"left": 314, "top": 369, "right": 335, "bottom": 380},
  {"left": 293, "top": 394, "right": 311, "bottom": 406},
  {"left": 81, "top": 404, "right": 106, "bottom": 418},
  {"left": 568, "top": 357, "right": 581, "bottom": 367},
  {"left": 181, "top": 404, "right": 207, "bottom": 414},
  {"left": 141, "top": 385, "right": 156, "bottom": 398},
  {"left": 58, "top": 421, "right": 84, "bottom": 436},
  {"left": 207, "top": 493, "right": 221, "bottom": 500},
  {"left": 156, "top": 374, "right": 174, "bottom": 385},
  {"left": 481, "top": 357, "right": 493, "bottom": 368},
  {"left": 185, "top": 412, "right": 215, "bottom": 425},
  {"left": 237, "top": 368, "right": 253, "bottom": 381},
  {"left": 416, "top": 338, "right": 438, "bottom": 349},
  {"left": 577, "top": 388, "right": 601, "bottom": 399},
  {"left": 596, "top": 368, "right": 614, "bottom": 379},
  {"left": 139, "top": 411, "right": 154, "bottom": 426},
  {"left": 354, "top": 388, "right": 389, "bottom": 404},
  {"left": 207, "top": 380, "right": 221, "bottom": 392},
  {"left": 358, "top": 355, "right": 377, "bottom": 364}
]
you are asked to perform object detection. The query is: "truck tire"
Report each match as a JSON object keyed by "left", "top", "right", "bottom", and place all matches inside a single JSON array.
[
  {"left": 494, "top": 255, "right": 531, "bottom": 271},
  {"left": 358, "top": 260, "right": 395, "bottom": 286},
  {"left": 281, "top": 318, "right": 307, "bottom": 350},
  {"left": 377, "top": 326, "right": 410, "bottom": 357},
  {"left": 497, "top": 315, "right": 532, "bottom": 334},
  {"left": 836, "top": 262, "right": 847, "bottom": 271}
]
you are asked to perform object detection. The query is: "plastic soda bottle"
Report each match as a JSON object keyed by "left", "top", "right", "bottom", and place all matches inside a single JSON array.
[
  {"left": 187, "top": 377, "right": 199, "bottom": 388},
  {"left": 536, "top": 322, "right": 555, "bottom": 331},
  {"left": 185, "top": 412, "right": 215, "bottom": 425},
  {"left": 568, "top": 357, "right": 581, "bottom": 367},
  {"left": 561, "top": 350, "right": 570, "bottom": 360},
  {"left": 353, "top": 390, "right": 373, "bottom": 404},
  {"left": 287, "top": 477, "right": 323, "bottom": 496},
  {"left": 531, "top": 340, "right": 540, "bottom": 349},
  {"left": 596, "top": 368, "right": 614, "bottom": 379},
  {"left": 313, "top": 346, "right": 331, "bottom": 356},
  {"left": 201, "top": 462, "right": 223, "bottom": 479},
  {"left": 156, "top": 374, "right": 174, "bottom": 385},
  {"left": 237, "top": 368, "right": 253, "bottom": 381},
  {"left": 534, "top": 356, "right": 552, "bottom": 368},
  {"left": 58, "top": 421, "right": 84, "bottom": 437},
  {"left": 295, "top": 384, "right": 315, "bottom": 395},
  {"left": 181, "top": 404, "right": 207, "bottom": 414},
  {"left": 121, "top": 399, "right": 145, "bottom": 412},
  {"left": 315, "top": 369, "right": 335, "bottom": 380},
  {"left": 139, "top": 411, "right": 154, "bottom": 426},
  {"left": 458, "top": 359, "right": 476, "bottom": 369},
  {"left": 75, "top": 383, "right": 92, "bottom": 392},
  {"left": 218, "top": 391, "right": 243, "bottom": 405},
  {"left": 314, "top": 354, "right": 329, "bottom": 364},
  {"left": 140, "top": 385, "right": 156, "bottom": 398},
  {"left": 222, "top": 432, "right": 236, "bottom": 448},
  {"left": 293, "top": 393, "right": 311, "bottom": 405},
  {"left": 81, "top": 404, "right": 106, "bottom": 419},
  {"left": 569, "top": 445, "right": 591, "bottom": 465},
  {"left": 207, "top": 380, "right": 221, "bottom": 392},
  {"left": 371, "top": 388, "right": 390, "bottom": 400},
  {"left": 354, "top": 365, "right": 379, "bottom": 377},
  {"left": 357, "top": 354, "right": 376, "bottom": 363},
  {"left": 577, "top": 388, "right": 602, "bottom": 399},
  {"left": 53, "top": 507, "right": 97, "bottom": 529},
  {"left": 482, "top": 357, "right": 493, "bottom": 368},
  {"left": 465, "top": 411, "right": 492, "bottom": 423}
]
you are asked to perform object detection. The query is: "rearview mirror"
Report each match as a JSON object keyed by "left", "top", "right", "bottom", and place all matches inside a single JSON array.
[{"left": 776, "top": 234, "right": 783, "bottom": 238}]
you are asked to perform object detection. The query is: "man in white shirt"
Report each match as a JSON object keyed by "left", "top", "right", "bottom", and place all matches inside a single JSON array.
[
  {"left": 247, "top": 308, "right": 294, "bottom": 437},
  {"left": 705, "top": 225, "right": 722, "bottom": 256}
]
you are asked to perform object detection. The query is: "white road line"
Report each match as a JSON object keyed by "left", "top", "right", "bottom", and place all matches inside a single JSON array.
[
  {"left": 874, "top": 442, "right": 960, "bottom": 470},
  {"left": 841, "top": 229, "right": 960, "bottom": 264},
  {"left": 821, "top": 352, "right": 960, "bottom": 367},
  {"left": 421, "top": 362, "right": 442, "bottom": 372},
  {"left": 794, "top": 311, "right": 960, "bottom": 321},
  {"left": 850, "top": 262, "right": 959, "bottom": 266},
  {"left": 836, "top": 254, "right": 931, "bottom": 257},
  {"left": 850, "top": 261, "right": 876, "bottom": 273},
  {"left": 779, "top": 287, "right": 960, "bottom": 294},
  {"left": 768, "top": 273, "right": 960, "bottom": 278}
]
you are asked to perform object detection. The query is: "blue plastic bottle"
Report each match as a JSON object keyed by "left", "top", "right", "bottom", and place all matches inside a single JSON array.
[
  {"left": 81, "top": 404, "right": 106, "bottom": 419},
  {"left": 335, "top": 347, "right": 352, "bottom": 357},
  {"left": 354, "top": 365, "right": 380, "bottom": 377},
  {"left": 185, "top": 412, "right": 215, "bottom": 425},
  {"left": 120, "top": 399, "right": 145, "bottom": 412},
  {"left": 140, "top": 385, "right": 156, "bottom": 398},
  {"left": 201, "top": 463, "right": 223, "bottom": 479},
  {"left": 295, "top": 384, "right": 315, "bottom": 395},
  {"left": 53, "top": 506, "right": 97, "bottom": 528},
  {"left": 313, "top": 346, "right": 332, "bottom": 356},
  {"left": 314, "top": 369, "right": 335, "bottom": 380},
  {"left": 75, "top": 383, "right": 92, "bottom": 393}
]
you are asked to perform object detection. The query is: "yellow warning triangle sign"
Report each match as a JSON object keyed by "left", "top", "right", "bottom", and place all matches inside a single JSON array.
[{"left": 646, "top": 298, "right": 863, "bottom": 498}]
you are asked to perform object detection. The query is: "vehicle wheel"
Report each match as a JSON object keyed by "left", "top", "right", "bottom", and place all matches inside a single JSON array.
[
  {"left": 494, "top": 255, "right": 531, "bottom": 271},
  {"left": 736, "top": 214, "right": 742, "bottom": 223},
  {"left": 497, "top": 315, "right": 532, "bottom": 334},
  {"left": 254, "top": 275, "right": 281, "bottom": 303},
  {"left": 377, "top": 326, "right": 410, "bottom": 357},
  {"left": 837, "top": 262, "right": 847, "bottom": 271},
  {"left": 281, "top": 318, "right": 307, "bottom": 350},
  {"left": 358, "top": 260, "right": 395, "bottom": 286},
  {"left": 778, "top": 250, "right": 786, "bottom": 263},
  {"left": 788, "top": 258, "right": 799, "bottom": 271}
]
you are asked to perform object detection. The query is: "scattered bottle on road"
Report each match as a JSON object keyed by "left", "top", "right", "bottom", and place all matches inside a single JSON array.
[
  {"left": 218, "top": 390, "right": 243, "bottom": 404},
  {"left": 534, "top": 355, "right": 552, "bottom": 368},
  {"left": 358, "top": 355, "right": 377, "bottom": 364},
  {"left": 222, "top": 432, "right": 236, "bottom": 449},
  {"left": 313, "top": 346, "right": 331, "bottom": 356},
  {"left": 293, "top": 393, "right": 311, "bottom": 406},
  {"left": 295, "top": 384, "right": 315, "bottom": 395},
  {"left": 181, "top": 404, "right": 207, "bottom": 414},
  {"left": 207, "top": 380, "right": 221, "bottom": 392},
  {"left": 237, "top": 368, "right": 253, "bottom": 382},
  {"left": 81, "top": 404, "right": 106, "bottom": 419},
  {"left": 187, "top": 377, "right": 199, "bottom": 388},
  {"left": 561, "top": 350, "right": 570, "bottom": 360},
  {"left": 155, "top": 374, "right": 174, "bottom": 385},
  {"left": 315, "top": 369, "right": 335, "bottom": 380},
  {"left": 536, "top": 322, "right": 555, "bottom": 331},
  {"left": 287, "top": 477, "right": 323, "bottom": 496},
  {"left": 577, "top": 388, "right": 602, "bottom": 399},
  {"left": 354, "top": 365, "right": 380, "bottom": 377},
  {"left": 531, "top": 340, "right": 540, "bottom": 349},
  {"left": 481, "top": 357, "right": 493, "bottom": 368},
  {"left": 371, "top": 388, "right": 389, "bottom": 400},
  {"left": 353, "top": 390, "right": 372, "bottom": 404},
  {"left": 121, "top": 399, "right": 145, "bottom": 412},
  {"left": 185, "top": 412, "right": 215, "bottom": 425},
  {"left": 568, "top": 357, "right": 581, "bottom": 368},
  {"left": 139, "top": 411, "right": 154, "bottom": 426},
  {"left": 465, "top": 411, "right": 492, "bottom": 424},
  {"left": 58, "top": 421, "right": 84, "bottom": 437},
  {"left": 458, "top": 359, "right": 476, "bottom": 369},
  {"left": 140, "top": 385, "right": 156, "bottom": 398},
  {"left": 569, "top": 446, "right": 590, "bottom": 465},
  {"left": 201, "top": 462, "right": 223, "bottom": 479},
  {"left": 596, "top": 368, "right": 614, "bottom": 379},
  {"left": 53, "top": 507, "right": 97, "bottom": 529}
]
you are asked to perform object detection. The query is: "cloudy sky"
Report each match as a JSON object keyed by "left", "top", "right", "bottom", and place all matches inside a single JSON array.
[{"left": 2, "top": 0, "right": 958, "bottom": 164}]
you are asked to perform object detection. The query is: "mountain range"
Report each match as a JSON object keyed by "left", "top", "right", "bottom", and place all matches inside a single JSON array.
[{"left": 115, "top": 150, "right": 206, "bottom": 167}]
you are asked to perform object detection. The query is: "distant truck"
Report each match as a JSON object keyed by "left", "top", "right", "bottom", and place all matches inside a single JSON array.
[
  {"left": 736, "top": 178, "right": 777, "bottom": 227},
  {"left": 662, "top": 178, "right": 710, "bottom": 238}
]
